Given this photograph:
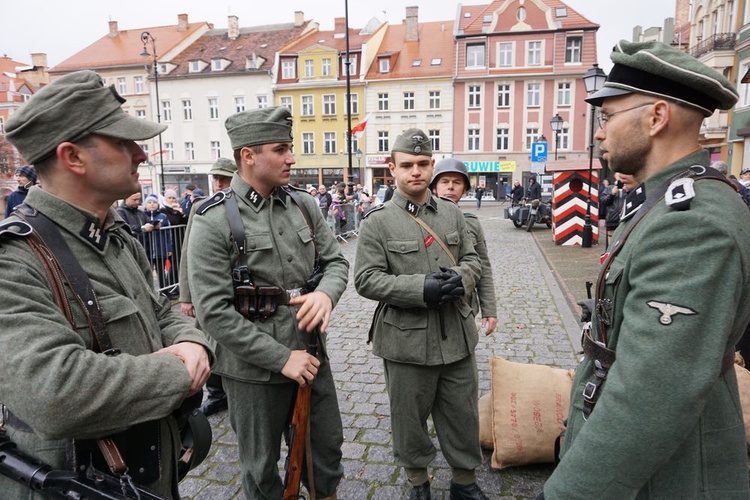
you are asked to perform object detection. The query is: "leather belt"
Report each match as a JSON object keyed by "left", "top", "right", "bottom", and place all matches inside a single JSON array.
[
  {"left": 276, "top": 287, "right": 307, "bottom": 306},
  {"left": 2, "top": 406, "right": 33, "bottom": 433}
]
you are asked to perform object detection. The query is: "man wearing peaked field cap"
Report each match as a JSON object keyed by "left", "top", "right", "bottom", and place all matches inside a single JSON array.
[
  {"left": 541, "top": 41, "right": 750, "bottom": 499},
  {"left": 0, "top": 69, "right": 213, "bottom": 498},
  {"left": 188, "top": 106, "right": 348, "bottom": 498}
]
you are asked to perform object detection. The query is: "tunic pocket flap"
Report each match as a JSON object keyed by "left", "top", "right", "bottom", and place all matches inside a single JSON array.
[
  {"left": 99, "top": 294, "right": 140, "bottom": 322},
  {"left": 296, "top": 226, "right": 313, "bottom": 244},
  {"left": 246, "top": 232, "right": 273, "bottom": 252},
  {"left": 387, "top": 240, "right": 420, "bottom": 254},
  {"left": 382, "top": 307, "right": 427, "bottom": 330},
  {"left": 445, "top": 230, "right": 460, "bottom": 245}
]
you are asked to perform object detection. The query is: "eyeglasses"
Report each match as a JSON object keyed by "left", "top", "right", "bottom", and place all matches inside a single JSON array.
[{"left": 597, "top": 102, "right": 656, "bottom": 129}]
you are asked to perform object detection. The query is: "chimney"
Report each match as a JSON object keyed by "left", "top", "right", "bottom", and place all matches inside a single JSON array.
[
  {"left": 31, "top": 53, "right": 48, "bottom": 69},
  {"left": 294, "top": 11, "right": 304, "bottom": 27},
  {"left": 108, "top": 20, "right": 119, "bottom": 38},
  {"left": 178, "top": 14, "right": 189, "bottom": 31},
  {"left": 405, "top": 6, "right": 419, "bottom": 42},
  {"left": 228, "top": 15, "right": 240, "bottom": 40},
  {"left": 334, "top": 17, "right": 346, "bottom": 35}
]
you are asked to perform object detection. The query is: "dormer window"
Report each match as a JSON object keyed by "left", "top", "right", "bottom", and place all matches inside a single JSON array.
[
  {"left": 189, "top": 60, "right": 207, "bottom": 73},
  {"left": 555, "top": 7, "right": 567, "bottom": 17},
  {"left": 379, "top": 58, "right": 390, "bottom": 73},
  {"left": 431, "top": 58, "right": 442, "bottom": 66},
  {"left": 412, "top": 59, "right": 422, "bottom": 67}
]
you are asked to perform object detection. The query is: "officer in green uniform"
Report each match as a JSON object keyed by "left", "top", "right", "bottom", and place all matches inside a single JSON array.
[
  {"left": 430, "top": 158, "right": 498, "bottom": 335},
  {"left": 188, "top": 106, "right": 348, "bottom": 499},
  {"left": 542, "top": 41, "right": 750, "bottom": 499},
  {"left": 0, "top": 70, "right": 213, "bottom": 499},
  {"left": 354, "top": 129, "right": 486, "bottom": 500}
]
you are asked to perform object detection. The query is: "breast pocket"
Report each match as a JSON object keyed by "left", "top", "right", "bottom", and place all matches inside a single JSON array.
[
  {"left": 96, "top": 294, "right": 155, "bottom": 353},
  {"left": 245, "top": 232, "right": 274, "bottom": 268},
  {"left": 386, "top": 239, "right": 421, "bottom": 274}
]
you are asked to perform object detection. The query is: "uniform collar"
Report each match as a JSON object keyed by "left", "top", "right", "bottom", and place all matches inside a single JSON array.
[
  {"left": 231, "top": 176, "right": 289, "bottom": 211},
  {"left": 392, "top": 189, "right": 438, "bottom": 216}
]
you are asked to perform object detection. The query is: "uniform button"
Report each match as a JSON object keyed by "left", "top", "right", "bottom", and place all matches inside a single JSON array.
[
  {"left": 287, "top": 255, "right": 293, "bottom": 262},
  {"left": 279, "top": 228, "right": 284, "bottom": 235},
  {"left": 249, "top": 241, "right": 256, "bottom": 249},
  {"left": 400, "top": 245, "right": 405, "bottom": 251},
  {"left": 434, "top": 255, "right": 438, "bottom": 260}
]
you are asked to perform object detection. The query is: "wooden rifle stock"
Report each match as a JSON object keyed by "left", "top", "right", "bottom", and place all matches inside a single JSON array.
[{"left": 283, "top": 328, "right": 319, "bottom": 500}]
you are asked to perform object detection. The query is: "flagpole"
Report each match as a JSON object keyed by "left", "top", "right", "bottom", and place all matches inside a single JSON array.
[{"left": 345, "top": 0, "right": 353, "bottom": 185}]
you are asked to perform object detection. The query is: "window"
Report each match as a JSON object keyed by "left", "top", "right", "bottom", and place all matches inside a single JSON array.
[
  {"left": 498, "top": 42, "right": 513, "bottom": 67},
  {"left": 557, "top": 82, "right": 571, "bottom": 106},
  {"left": 302, "top": 132, "right": 314, "bottom": 154},
  {"left": 257, "top": 95, "right": 268, "bottom": 109},
  {"left": 379, "top": 58, "right": 390, "bottom": 73},
  {"left": 527, "top": 41, "right": 542, "bottom": 66},
  {"left": 349, "top": 136, "right": 359, "bottom": 154},
  {"left": 161, "top": 101, "right": 172, "bottom": 122},
  {"left": 526, "top": 83, "right": 540, "bottom": 107},
  {"left": 497, "top": 84, "right": 511, "bottom": 107},
  {"left": 728, "top": 1, "right": 734, "bottom": 33},
  {"left": 117, "top": 77, "right": 127, "bottom": 94},
  {"left": 184, "top": 142, "right": 195, "bottom": 160},
  {"left": 525, "top": 128, "right": 539, "bottom": 150},
  {"left": 378, "top": 131, "right": 389, "bottom": 153},
  {"left": 468, "top": 129, "right": 480, "bottom": 151},
  {"left": 182, "top": 99, "right": 192, "bottom": 121},
  {"left": 212, "top": 59, "right": 223, "bottom": 71},
  {"left": 208, "top": 98, "right": 219, "bottom": 119},
  {"left": 322, "top": 58, "right": 332, "bottom": 76},
  {"left": 403, "top": 92, "right": 415, "bottom": 110},
  {"left": 210, "top": 141, "right": 221, "bottom": 160},
  {"left": 342, "top": 56, "right": 357, "bottom": 76},
  {"left": 136, "top": 109, "right": 146, "bottom": 119},
  {"left": 469, "top": 85, "right": 481, "bottom": 108},
  {"left": 428, "top": 129, "right": 440, "bottom": 152},
  {"left": 555, "top": 7, "right": 568, "bottom": 17},
  {"left": 190, "top": 61, "right": 201, "bottom": 72},
  {"left": 234, "top": 96, "right": 245, "bottom": 113},
  {"left": 559, "top": 128, "right": 570, "bottom": 150},
  {"left": 301, "top": 95, "right": 314, "bottom": 116},
  {"left": 134, "top": 76, "right": 144, "bottom": 94},
  {"left": 0, "top": 117, "right": 4, "bottom": 134},
  {"left": 164, "top": 142, "right": 174, "bottom": 160},
  {"left": 496, "top": 128, "right": 510, "bottom": 151},
  {"left": 140, "top": 143, "right": 149, "bottom": 157},
  {"left": 466, "top": 43, "right": 485, "bottom": 68},
  {"left": 324, "top": 132, "right": 336, "bottom": 154},
  {"left": 345, "top": 93, "right": 359, "bottom": 114},
  {"left": 282, "top": 60, "right": 296, "bottom": 79},
  {"left": 280, "top": 96, "right": 292, "bottom": 111},
  {"left": 412, "top": 59, "right": 422, "bottom": 66},
  {"left": 739, "top": 62, "right": 750, "bottom": 107},
  {"left": 323, "top": 94, "right": 336, "bottom": 115},
  {"left": 429, "top": 91, "right": 441, "bottom": 110},
  {"left": 431, "top": 58, "right": 442, "bottom": 66},
  {"left": 304, "top": 59, "right": 314, "bottom": 78},
  {"left": 378, "top": 93, "right": 389, "bottom": 111},
  {"left": 565, "top": 37, "right": 582, "bottom": 63}
]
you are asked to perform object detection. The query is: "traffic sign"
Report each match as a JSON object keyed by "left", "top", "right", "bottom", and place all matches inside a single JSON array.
[
  {"left": 531, "top": 142, "right": 548, "bottom": 163},
  {"left": 530, "top": 162, "right": 546, "bottom": 174}
]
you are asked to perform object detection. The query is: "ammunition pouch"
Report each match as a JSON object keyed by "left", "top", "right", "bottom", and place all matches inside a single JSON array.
[{"left": 234, "top": 285, "right": 283, "bottom": 321}]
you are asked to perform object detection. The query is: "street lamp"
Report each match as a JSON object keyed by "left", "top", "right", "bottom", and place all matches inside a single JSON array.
[
  {"left": 549, "top": 113, "right": 564, "bottom": 161},
  {"left": 581, "top": 63, "right": 607, "bottom": 248},
  {"left": 355, "top": 148, "right": 363, "bottom": 181},
  {"left": 140, "top": 31, "right": 165, "bottom": 194}
]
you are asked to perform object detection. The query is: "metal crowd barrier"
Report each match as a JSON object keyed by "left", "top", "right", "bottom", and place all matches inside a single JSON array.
[
  {"left": 135, "top": 224, "right": 186, "bottom": 297},
  {"left": 326, "top": 202, "right": 361, "bottom": 243}
]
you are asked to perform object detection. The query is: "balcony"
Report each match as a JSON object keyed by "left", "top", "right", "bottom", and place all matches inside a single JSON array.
[{"left": 691, "top": 33, "right": 737, "bottom": 58}]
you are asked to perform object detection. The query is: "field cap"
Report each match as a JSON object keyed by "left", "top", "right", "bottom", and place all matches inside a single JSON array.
[
  {"left": 209, "top": 157, "right": 237, "bottom": 177},
  {"left": 225, "top": 106, "right": 293, "bottom": 150},
  {"left": 392, "top": 128, "right": 432, "bottom": 156},
  {"left": 5, "top": 70, "right": 166, "bottom": 164},
  {"left": 586, "top": 40, "right": 738, "bottom": 116}
]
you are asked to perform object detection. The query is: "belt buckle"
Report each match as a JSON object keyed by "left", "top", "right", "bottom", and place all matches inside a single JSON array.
[
  {"left": 288, "top": 288, "right": 303, "bottom": 300},
  {"left": 582, "top": 381, "right": 598, "bottom": 401}
]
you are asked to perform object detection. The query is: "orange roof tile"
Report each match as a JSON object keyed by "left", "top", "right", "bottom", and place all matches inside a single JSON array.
[
  {"left": 281, "top": 26, "right": 373, "bottom": 54},
  {"left": 0, "top": 56, "right": 30, "bottom": 75},
  {"left": 459, "top": 0, "right": 598, "bottom": 34}
]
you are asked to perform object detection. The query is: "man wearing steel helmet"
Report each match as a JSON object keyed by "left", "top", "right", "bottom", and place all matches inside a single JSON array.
[
  {"left": 430, "top": 158, "right": 498, "bottom": 336},
  {"left": 541, "top": 41, "right": 750, "bottom": 499}
]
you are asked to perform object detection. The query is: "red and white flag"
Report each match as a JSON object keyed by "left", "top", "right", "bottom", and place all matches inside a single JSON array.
[{"left": 350, "top": 113, "right": 373, "bottom": 138}]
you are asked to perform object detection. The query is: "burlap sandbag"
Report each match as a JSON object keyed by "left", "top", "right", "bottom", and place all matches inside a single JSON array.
[
  {"left": 733, "top": 363, "right": 750, "bottom": 448},
  {"left": 478, "top": 393, "right": 493, "bottom": 449},
  {"left": 489, "top": 356, "right": 575, "bottom": 469}
]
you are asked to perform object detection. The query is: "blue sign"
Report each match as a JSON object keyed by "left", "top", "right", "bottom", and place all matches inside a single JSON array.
[{"left": 531, "top": 142, "right": 548, "bottom": 163}]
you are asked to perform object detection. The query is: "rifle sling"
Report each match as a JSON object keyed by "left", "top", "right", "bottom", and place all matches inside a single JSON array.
[{"left": 408, "top": 213, "right": 458, "bottom": 267}]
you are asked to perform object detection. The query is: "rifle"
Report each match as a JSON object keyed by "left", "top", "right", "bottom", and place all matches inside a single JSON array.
[
  {"left": 282, "top": 327, "right": 320, "bottom": 500},
  {"left": 0, "top": 429, "right": 166, "bottom": 499}
]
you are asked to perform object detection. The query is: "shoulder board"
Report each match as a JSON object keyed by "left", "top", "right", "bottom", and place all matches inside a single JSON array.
[
  {"left": 287, "top": 184, "right": 310, "bottom": 194},
  {"left": 463, "top": 212, "right": 478, "bottom": 219},
  {"left": 362, "top": 204, "right": 386, "bottom": 219},
  {"left": 0, "top": 218, "right": 33, "bottom": 240},
  {"left": 197, "top": 189, "right": 230, "bottom": 216}
]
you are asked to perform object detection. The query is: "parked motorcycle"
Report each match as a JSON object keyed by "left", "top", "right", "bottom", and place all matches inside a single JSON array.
[{"left": 505, "top": 199, "right": 552, "bottom": 231}]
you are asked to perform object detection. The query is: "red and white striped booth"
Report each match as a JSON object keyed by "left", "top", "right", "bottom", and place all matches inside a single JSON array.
[{"left": 545, "top": 162, "right": 600, "bottom": 246}]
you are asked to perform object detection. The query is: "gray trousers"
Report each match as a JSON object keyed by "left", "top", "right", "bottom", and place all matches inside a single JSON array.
[
  {"left": 383, "top": 355, "right": 482, "bottom": 471},
  {"left": 223, "top": 360, "right": 343, "bottom": 499}
]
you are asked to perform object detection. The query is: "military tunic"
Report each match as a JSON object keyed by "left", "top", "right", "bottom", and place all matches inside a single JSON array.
[
  {"left": 354, "top": 190, "right": 483, "bottom": 470},
  {"left": 0, "top": 188, "right": 212, "bottom": 499},
  {"left": 463, "top": 213, "right": 497, "bottom": 319},
  {"left": 187, "top": 175, "right": 348, "bottom": 498},
  {"left": 545, "top": 150, "right": 750, "bottom": 498}
]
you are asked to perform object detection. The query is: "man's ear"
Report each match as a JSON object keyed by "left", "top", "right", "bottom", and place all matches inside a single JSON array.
[
  {"left": 240, "top": 146, "right": 255, "bottom": 167},
  {"left": 56, "top": 141, "right": 87, "bottom": 176},
  {"left": 649, "top": 100, "right": 671, "bottom": 137}
]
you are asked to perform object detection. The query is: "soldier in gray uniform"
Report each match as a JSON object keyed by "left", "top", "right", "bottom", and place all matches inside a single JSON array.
[
  {"left": 430, "top": 158, "right": 497, "bottom": 336},
  {"left": 354, "top": 129, "right": 486, "bottom": 500},
  {"left": 0, "top": 70, "right": 212, "bottom": 499},
  {"left": 188, "top": 106, "right": 348, "bottom": 499},
  {"left": 542, "top": 41, "right": 750, "bottom": 499}
]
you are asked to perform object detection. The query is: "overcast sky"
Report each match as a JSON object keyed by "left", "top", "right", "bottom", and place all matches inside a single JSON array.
[{"left": 3, "top": 0, "right": 675, "bottom": 72}]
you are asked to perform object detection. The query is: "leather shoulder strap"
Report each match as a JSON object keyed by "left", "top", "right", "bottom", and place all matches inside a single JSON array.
[{"left": 283, "top": 186, "right": 321, "bottom": 271}]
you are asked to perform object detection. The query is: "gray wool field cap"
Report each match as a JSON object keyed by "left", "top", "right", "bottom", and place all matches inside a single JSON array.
[
  {"left": 209, "top": 157, "right": 237, "bottom": 177},
  {"left": 586, "top": 40, "right": 738, "bottom": 117},
  {"left": 5, "top": 70, "right": 166, "bottom": 165},
  {"left": 225, "top": 106, "right": 294, "bottom": 150},
  {"left": 392, "top": 128, "right": 432, "bottom": 156}
]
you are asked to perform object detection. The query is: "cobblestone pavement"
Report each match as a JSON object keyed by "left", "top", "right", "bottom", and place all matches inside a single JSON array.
[{"left": 180, "top": 201, "right": 584, "bottom": 499}]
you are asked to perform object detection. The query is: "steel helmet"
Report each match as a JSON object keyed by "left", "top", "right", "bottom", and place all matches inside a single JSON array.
[{"left": 430, "top": 158, "right": 471, "bottom": 192}]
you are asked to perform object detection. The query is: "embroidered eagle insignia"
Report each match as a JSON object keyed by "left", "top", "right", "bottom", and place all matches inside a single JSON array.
[{"left": 646, "top": 301, "right": 697, "bottom": 325}]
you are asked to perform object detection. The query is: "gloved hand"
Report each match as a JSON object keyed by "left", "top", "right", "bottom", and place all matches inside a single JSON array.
[
  {"left": 423, "top": 267, "right": 464, "bottom": 308},
  {"left": 577, "top": 298, "right": 595, "bottom": 323}
]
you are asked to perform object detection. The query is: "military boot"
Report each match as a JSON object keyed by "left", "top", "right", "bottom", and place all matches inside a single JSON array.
[
  {"left": 449, "top": 481, "right": 488, "bottom": 500},
  {"left": 408, "top": 481, "right": 431, "bottom": 500}
]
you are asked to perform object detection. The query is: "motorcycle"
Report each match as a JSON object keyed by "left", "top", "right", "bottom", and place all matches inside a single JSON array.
[{"left": 505, "top": 198, "right": 553, "bottom": 231}]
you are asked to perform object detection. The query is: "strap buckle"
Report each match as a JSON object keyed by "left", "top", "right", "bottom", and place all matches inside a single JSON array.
[
  {"left": 582, "top": 381, "right": 598, "bottom": 401},
  {"left": 288, "top": 288, "right": 304, "bottom": 300}
]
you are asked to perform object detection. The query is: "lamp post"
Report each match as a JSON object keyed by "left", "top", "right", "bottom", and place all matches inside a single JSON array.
[
  {"left": 581, "top": 63, "right": 607, "bottom": 248},
  {"left": 140, "top": 32, "right": 165, "bottom": 194},
  {"left": 355, "top": 148, "right": 363, "bottom": 182},
  {"left": 549, "top": 113, "right": 564, "bottom": 161}
]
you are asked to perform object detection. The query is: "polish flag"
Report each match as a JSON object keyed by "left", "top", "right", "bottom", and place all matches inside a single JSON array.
[
  {"left": 151, "top": 150, "right": 169, "bottom": 156},
  {"left": 350, "top": 113, "right": 373, "bottom": 138}
]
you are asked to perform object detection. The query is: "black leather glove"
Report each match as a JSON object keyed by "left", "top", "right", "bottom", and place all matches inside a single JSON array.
[
  {"left": 423, "top": 267, "right": 465, "bottom": 308},
  {"left": 577, "top": 298, "right": 595, "bottom": 323}
]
